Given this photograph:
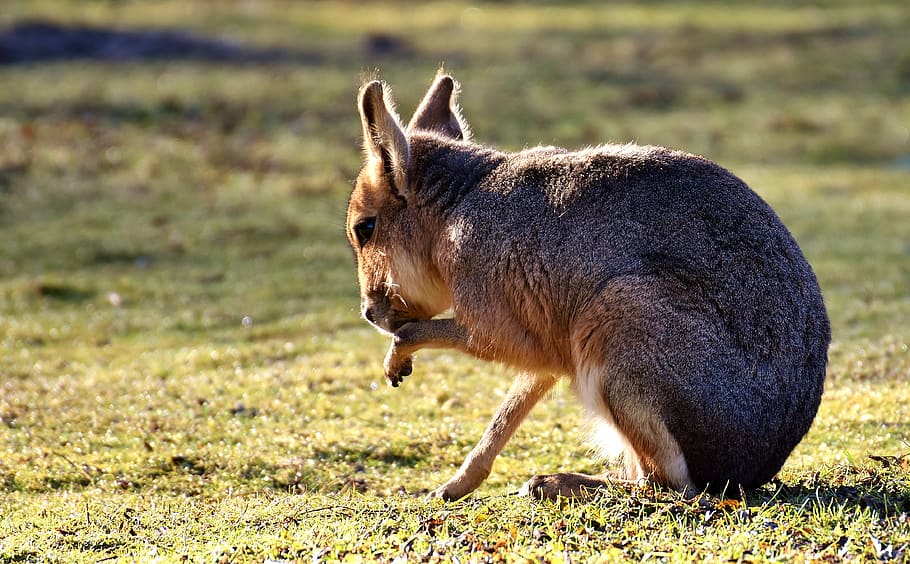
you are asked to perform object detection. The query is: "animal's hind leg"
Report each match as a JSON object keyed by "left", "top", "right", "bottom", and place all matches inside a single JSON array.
[
  {"left": 577, "top": 289, "right": 698, "bottom": 498},
  {"left": 519, "top": 362, "right": 697, "bottom": 501},
  {"left": 591, "top": 362, "right": 697, "bottom": 496},
  {"left": 517, "top": 365, "right": 636, "bottom": 501},
  {"left": 517, "top": 415, "right": 641, "bottom": 501},
  {"left": 618, "top": 408, "right": 697, "bottom": 496}
]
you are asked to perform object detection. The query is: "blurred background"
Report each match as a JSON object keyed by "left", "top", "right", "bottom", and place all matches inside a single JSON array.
[{"left": 2, "top": 0, "right": 908, "bottom": 360}]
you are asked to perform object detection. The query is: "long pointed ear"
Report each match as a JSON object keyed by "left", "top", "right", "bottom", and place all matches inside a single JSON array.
[
  {"left": 407, "top": 74, "right": 471, "bottom": 141},
  {"left": 359, "top": 80, "right": 410, "bottom": 196}
]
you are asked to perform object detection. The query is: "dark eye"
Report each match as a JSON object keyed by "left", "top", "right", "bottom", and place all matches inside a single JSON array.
[{"left": 353, "top": 217, "right": 376, "bottom": 247}]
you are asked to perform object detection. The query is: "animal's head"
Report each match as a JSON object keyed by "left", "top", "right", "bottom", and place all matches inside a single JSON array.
[{"left": 346, "top": 73, "right": 470, "bottom": 334}]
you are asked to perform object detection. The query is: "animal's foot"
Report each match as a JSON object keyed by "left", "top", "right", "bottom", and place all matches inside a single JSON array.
[
  {"left": 518, "top": 473, "right": 611, "bottom": 501},
  {"left": 425, "top": 476, "right": 477, "bottom": 502},
  {"left": 383, "top": 354, "right": 412, "bottom": 387},
  {"left": 425, "top": 485, "right": 455, "bottom": 502},
  {"left": 383, "top": 323, "right": 421, "bottom": 387}
]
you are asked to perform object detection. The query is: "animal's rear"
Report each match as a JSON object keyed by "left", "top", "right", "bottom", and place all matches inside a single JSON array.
[{"left": 510, "top": 146, "right": 831, "bottom": 491}]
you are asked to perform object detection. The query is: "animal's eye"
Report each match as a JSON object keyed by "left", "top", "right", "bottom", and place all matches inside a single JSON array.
[{"left": 353, "top": 217, "right": 376, "bottom": 248}]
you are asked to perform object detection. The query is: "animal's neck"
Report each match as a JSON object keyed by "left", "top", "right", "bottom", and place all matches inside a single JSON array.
[{"left": 410, "top": 135, "right": 503, "bottom": 213}]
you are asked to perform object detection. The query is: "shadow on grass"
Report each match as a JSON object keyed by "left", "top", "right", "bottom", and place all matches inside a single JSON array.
[
  {"left": 0, "top": 21, "right": 416, "bottom": 66},
  {"left": 753, "top": 457, "right": 910, "bottom": 518},
  {"left": 311, "top": 444, "right": 429, "bottom": 469},
  {"left": 262, "top": 445, "right": 433, "bottom": 494},
  {"left": 33, "top": 280, "right": 95, "bottom": 302},
  {"left": 0, "top": 21, "right": 314, "bottom": 65}
]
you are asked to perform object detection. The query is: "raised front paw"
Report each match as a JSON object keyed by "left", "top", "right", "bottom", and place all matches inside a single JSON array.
[{"left": 383, "top": 350, "right": 413, "bottom": 387}]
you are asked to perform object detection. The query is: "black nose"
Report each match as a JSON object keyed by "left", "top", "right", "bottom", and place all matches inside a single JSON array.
[{"left": 363, "top": 307, "right": 376, "bottom": 324}]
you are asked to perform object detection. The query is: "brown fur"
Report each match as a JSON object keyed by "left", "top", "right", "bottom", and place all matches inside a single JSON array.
[{"left": 345, "top": 72, "right": 831, "bottom": 501}]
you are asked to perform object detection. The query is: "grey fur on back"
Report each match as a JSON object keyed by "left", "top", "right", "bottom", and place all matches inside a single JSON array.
[{"left": 407, "top": 134, "right": 830, "bottom": 491}]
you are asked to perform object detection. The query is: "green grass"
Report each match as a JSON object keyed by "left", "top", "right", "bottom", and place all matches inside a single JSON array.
[{"left": 1, "top": 1, "right": 909, "bottom": 561}]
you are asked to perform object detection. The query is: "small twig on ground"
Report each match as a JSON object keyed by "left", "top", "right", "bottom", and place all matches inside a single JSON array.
[{"left": 51, "top": 450, "right": 96, "bottom": 482}]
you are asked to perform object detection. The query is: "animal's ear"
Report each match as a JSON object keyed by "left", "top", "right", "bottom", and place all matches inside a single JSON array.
[
  {"left": 407, "top": 73, "right": 471, "bottom": 141},
  {"left": 359, "top": 80, "right": 410, "bottom": 196}
]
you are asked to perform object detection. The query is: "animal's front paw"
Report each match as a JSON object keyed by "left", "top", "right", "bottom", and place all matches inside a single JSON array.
[
  {"left": 424, "top": 486, "right": 449, "bottom": 501},
  {"left": 383, "top": 350, "right": 413, "bottom": 387},
  {"left": 425, "top": 482, "right": 467, "bottom": 502}
]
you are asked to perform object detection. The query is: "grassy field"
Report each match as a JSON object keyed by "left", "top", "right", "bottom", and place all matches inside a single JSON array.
[{"left": 1, "top": 1, "right": 909, "bottom": 561}]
